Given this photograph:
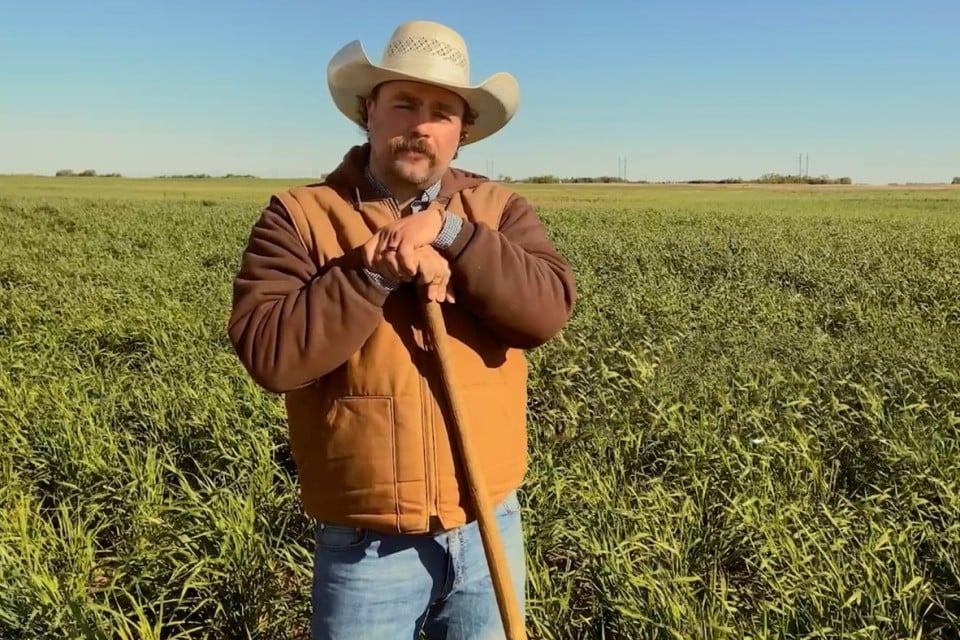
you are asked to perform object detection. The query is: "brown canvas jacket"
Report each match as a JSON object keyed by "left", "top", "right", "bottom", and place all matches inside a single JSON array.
[{"left": 227, "top": 144, "right": 576, "bottom": 532}]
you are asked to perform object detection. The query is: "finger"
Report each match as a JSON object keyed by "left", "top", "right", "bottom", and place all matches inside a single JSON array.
[
  {"left": 378, "top": 252, "right": 404, "bottom": 282},
  {"left": 392, "top": 254, "right": 412, "bottom": 282},
  {"left": 431, "top": 273, "right": 447, "bottom": 301},
  {"left": 436, "top": 271, "right": 451, "bottom": 292},
  {"left": 397, "top": 245, "right": 419, "bottom": 279},
  {"left": 414, "top": 253, "right": 435, "bottom": 284},
  {"left": 416, "top": 283, "right": 431, "bottom": 303},
  {"left": 373, "top": 228, "right": 387, "bottom": 251},
  {"left": 377, "top": 229, "right": 396, "bottom": 255},
  {"left": 363, "top": 233, "right": 383, "bottom": 269}
]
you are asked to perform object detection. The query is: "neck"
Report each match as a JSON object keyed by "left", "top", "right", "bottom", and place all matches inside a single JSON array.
[{"left": 368, "top": 154, "right": 424, "bottom": 204}]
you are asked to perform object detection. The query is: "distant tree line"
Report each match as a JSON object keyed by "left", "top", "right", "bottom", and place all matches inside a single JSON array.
[
  {"left": 55, "top": 169, "right": 122, "bottom": 177},
  {"left": 49, "top": 168, "right": 957, "bottom": 184},
  {"left": 687, "top": 173, "right": 853, "bottom": 185},
  {"left": 155, "top": 173, "right": 259, "bottom": 179},
  {"left": 512, "top": 175, "right": 642, "bottom": 184},
  {"left": 54, "top": 170, "right": 261, "bottom": 179},
  {"left": 504, "top": 172, "right": 853, "bottom": 185}
]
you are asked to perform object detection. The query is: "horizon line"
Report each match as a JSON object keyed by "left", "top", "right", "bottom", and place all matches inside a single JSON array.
[{"left": 3, "top": 173, "right": 959, "bottom": 187}]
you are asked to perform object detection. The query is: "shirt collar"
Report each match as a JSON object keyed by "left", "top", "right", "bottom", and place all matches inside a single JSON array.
[{"left": 364, "top": 163, "right": 441, "bottom": 205}]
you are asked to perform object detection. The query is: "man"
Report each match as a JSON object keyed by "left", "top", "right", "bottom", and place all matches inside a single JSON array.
[{"left": 227, "top": 20, "right": 576, "bottom": 639}]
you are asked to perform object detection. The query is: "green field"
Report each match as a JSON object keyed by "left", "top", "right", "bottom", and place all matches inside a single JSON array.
[{"left": 2, "top": 176, "right": 959, "bottom": 639}]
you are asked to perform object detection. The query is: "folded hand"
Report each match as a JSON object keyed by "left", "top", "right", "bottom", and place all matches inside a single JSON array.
[
  {"left": 363, "top": 236, "right": 454, "bottom": 303},
  {"left": 362, "top": 206, "right": 446, "bottom": 283},
  {"left": 375, "top": 203, "right": 445, "bottom": 270}
]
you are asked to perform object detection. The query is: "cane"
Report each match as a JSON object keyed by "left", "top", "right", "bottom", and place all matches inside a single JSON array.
[{"left": 423, "top": 299, "right": 527, "bottom": 640}]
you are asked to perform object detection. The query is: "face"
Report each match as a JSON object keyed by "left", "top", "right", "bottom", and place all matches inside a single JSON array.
[{"left": 365, "top": 80, "right": 468, "bottom": 189}]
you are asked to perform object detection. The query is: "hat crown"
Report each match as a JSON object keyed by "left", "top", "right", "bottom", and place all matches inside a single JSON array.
[
  {"left": 379, "top": 21, "right": 470, "bottom": 86},
  {"left": 326, "top": 20, "right": 519, "bottom": 145}
]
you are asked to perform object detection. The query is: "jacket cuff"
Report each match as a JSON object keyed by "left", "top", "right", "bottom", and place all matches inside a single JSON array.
[{"left": 438, "top": 219, "right": 476, "bottom": 260}]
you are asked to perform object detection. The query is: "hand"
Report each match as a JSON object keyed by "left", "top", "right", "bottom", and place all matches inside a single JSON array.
[
  {"left": 414, "top": 246, "right": 455, "bottom": 304},
  {"left": 362, "top": 229, "right": 415, "bottom": 283},
  {"left": 361, "top": 237, "right": 454, "bottom": 303},
  {"left": 362, "top": 205, "right": 446, "bottom": 283},
  {"left": 375, "top": 203, "right": 445, "bottom": 260}
]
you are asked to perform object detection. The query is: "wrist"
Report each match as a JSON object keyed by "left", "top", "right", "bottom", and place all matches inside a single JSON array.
[{"left": 362, "top": 266, "right": 400, "bottom": 292}]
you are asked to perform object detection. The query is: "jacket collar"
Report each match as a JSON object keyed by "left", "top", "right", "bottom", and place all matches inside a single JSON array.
[{"left": 323, "top": 143, "right": 489, "bottom": 208}]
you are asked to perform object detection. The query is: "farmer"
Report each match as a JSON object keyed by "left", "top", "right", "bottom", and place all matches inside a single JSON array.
[{"left": 227, "top": 19, "right": 576, "bottom": 638}]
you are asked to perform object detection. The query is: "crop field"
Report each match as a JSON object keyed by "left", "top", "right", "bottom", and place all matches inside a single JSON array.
[{"left": 1, "top": 175, "right": 959, "bottom": 639}]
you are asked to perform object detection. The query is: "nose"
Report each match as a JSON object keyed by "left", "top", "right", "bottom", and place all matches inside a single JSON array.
[{"left": 407, "top": 105, "right": 434, "bottom": 135}]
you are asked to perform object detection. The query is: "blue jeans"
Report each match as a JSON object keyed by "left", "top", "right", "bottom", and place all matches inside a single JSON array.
[{"left": 310, "top": 491, "right": 526, "bottom": 639}]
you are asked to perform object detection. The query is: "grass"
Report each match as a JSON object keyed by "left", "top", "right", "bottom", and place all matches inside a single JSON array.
[{"left": 1, "top": 176, "right": 959, "bottom": 638}]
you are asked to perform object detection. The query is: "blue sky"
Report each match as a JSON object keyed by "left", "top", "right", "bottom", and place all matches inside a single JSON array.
[{"left": 2, "top": 0, "right": 957, "bottom": 183}]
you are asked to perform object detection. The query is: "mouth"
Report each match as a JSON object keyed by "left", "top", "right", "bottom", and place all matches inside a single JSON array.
[
  {"left": 391, "top": 139, "right": 435, "bottom": 160},
  {"left": 396, "top": 149, "right": 433, "bottom": 163}
]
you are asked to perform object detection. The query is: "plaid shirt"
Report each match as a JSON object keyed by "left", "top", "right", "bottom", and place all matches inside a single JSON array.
[
  {"left": 364, "top": 164, "right": 442, "bottom": 213},
  {"left": 361, "top": 165, "right": 463, "bottom": 292}
]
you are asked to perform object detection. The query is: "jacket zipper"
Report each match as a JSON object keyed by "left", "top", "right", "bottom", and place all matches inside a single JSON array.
[
  {"left": 429, "top": 367, "right": 440, "bottom": 521},
  {"left": 390, "top": 195, "right": 438, "bottom": 529},
  {"left": 420, "top": 366, "right": 438, "bottom": 524}
]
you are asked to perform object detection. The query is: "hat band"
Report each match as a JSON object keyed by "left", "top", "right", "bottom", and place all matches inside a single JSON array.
[{"left": 381, "top": 54, "right": 469, "bottom": 86}]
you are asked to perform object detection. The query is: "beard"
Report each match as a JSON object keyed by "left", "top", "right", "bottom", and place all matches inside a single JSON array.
[{"left": 386, "top": 136, "right": 439, "bottom": 187}]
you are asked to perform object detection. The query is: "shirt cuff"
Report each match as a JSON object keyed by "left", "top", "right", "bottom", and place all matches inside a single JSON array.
[
  {"left": 432, "top": 212, "right": 463, "bottom": 250},
  {"left": 362, "top": 267, "right": 400, "bottom": 292}
]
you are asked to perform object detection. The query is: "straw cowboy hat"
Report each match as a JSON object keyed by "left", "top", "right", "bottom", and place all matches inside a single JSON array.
[{"left": 327, "top": 20, "right": 520, "bottom": 145}]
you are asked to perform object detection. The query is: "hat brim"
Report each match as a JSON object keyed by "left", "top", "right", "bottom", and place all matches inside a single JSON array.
[{"left": 327, "top": 40, "right": 519, "bottom": 145}]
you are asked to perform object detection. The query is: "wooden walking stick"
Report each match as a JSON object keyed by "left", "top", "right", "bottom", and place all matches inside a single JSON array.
[{"left": 423, "top": 299, "right": 527, "bottom": 640}]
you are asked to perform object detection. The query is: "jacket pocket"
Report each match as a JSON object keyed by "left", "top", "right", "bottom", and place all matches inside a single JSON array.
[{"left": 324, "top": 395, "right": 397, "bottom": 501}]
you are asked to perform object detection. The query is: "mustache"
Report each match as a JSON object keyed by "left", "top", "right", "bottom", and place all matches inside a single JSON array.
[{"left": 390, "top": 137, "right": 436, "bottom": 160}]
